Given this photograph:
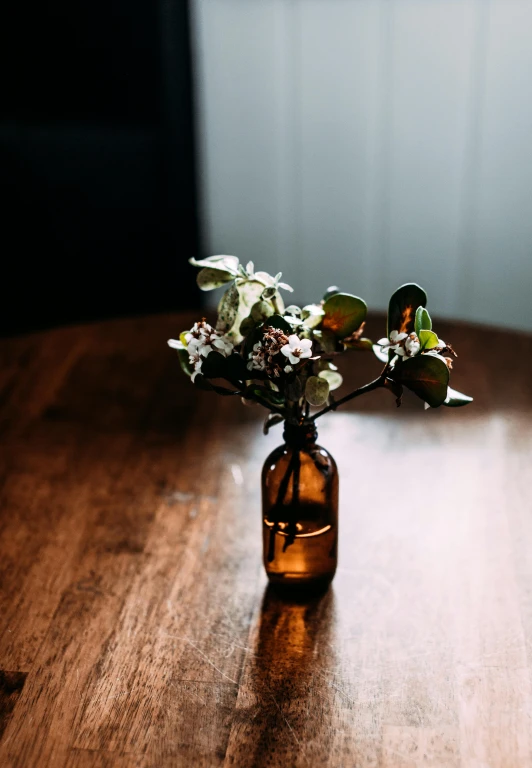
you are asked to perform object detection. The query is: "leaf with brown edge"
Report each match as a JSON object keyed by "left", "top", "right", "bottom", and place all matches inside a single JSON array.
[
  {"left": 387, "top": 284, "right": 427, "bottom": 336},
  {"left": 321, "top": 293, "right": 367, "bottom": 338},
  {"left": 398, "top": 354, "right": 449, "bottom": 408},
  {"left": 343, "top": 336, "right": 373, "bottom": 351}
]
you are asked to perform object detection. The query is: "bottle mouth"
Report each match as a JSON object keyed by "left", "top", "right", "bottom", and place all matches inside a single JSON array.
[{"left": 283, "top": 420, "right": 317, "bottom": 447}]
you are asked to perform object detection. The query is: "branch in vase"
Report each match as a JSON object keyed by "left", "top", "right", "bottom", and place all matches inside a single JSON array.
[{"left": 311, "top": 376, "right": 386, "bottom": 421}]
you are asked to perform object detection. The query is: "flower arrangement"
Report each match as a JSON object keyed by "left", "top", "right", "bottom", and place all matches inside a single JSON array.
[{"left": 168, "top": 255, "right": 472, "bottom": 429}]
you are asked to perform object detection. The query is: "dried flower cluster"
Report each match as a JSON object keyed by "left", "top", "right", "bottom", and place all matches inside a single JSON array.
[{"left": 248, "top": 327, "right": 290, "bottom": 377}]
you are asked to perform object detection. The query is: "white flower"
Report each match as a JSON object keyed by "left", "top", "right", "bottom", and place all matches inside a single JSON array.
[
  {"left": 280, "top": 335, "right": 313, "bottom": 365},
  {"left": 377, "top": 330, "right": 407, "bottom": 351},
  {"left": 378, "top": 330, "right": 421, "bottom": 359},
  {"left": 390, "top": 330, "right": 407, "bottom": 346},
  {"left": 191, "top": 359, "right": 203, "bottom": 382},
  {"left": 212, "top": 336, "right": 233, "bottom": 356},
  {"left": 284, "top": 365, "right": 293, "bottom": 374},
  {"left": 404, "top": 333, "right": 421, "bottom": 357},
  {"left": 173, "top": 319, "right": 235, "bottom": 381}
]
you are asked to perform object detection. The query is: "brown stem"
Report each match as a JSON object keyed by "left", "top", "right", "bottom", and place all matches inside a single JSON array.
[
  {"left": 312, "top": 376, "right": 385, "bottom": 421},
  {"left": 283, "top": 448, "right": 300, "bottom": 552},
  {"left": 267, "top": 447, "right": 298, "bottom": 562}
]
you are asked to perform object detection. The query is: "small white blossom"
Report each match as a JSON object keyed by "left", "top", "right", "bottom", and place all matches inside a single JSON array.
[
  {"left": 389, "top": 330, "right": 407, "bottom": 346},
  {"left": 191, "top": 360, "right": 203, "bottom": 382},
  {"left": 280, "top": 335, "right": 313, "bottom": 365},
  {"left": 404, "top": 333, "right": 421, "bottom": 357},
  {"left": 171, "top": 319, "right": 234, "bottom": 382},
  {"left": 378, "top": 330, "right": 420, "bottom": 359},
  {"left": 284, "top": 365, "right": 293, "bottom": 374},
  {"left": 377, "top": 330, "right": 407, "bottom": 351},
  {"left": 212, "top": 336, "right": 233, "bottom": 355}
]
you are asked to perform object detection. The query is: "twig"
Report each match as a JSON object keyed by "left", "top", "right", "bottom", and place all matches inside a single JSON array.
[
  {"left": 312, "top": 376, "right": 385, "bottom": 421},
  {"left": 283, "top": 447, "right": 300, "bottom": 551},
  {"left": 267, "top": 448, "right": 298, "bottom": 562}
]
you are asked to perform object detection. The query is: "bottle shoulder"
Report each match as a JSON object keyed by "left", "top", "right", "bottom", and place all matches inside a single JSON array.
[{"left": 262, "top": 442, "right": 337, "bottom": 475}]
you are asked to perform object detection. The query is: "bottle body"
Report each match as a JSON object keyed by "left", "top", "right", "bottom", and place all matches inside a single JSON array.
[{"left": 261, "top": 423, "right": 338, "bottom": 588}]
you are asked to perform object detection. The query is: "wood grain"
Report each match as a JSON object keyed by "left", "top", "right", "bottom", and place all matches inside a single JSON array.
[{"left": 0, "top": 313, "right": 531, "bottom": 767}]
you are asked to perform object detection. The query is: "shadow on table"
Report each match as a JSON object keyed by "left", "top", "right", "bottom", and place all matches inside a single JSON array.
[{"left": 238, "top": 584, "right": 339, "bottom": 763}]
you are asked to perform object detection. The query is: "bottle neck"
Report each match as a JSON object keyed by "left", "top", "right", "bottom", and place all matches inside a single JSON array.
[{"left": 283, "top": 421, "right": 318, "bottom": 449}]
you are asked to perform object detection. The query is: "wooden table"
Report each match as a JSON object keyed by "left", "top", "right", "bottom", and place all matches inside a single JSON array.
[{"left": 1, "top": 313, "right": 531, "bottom": 768}]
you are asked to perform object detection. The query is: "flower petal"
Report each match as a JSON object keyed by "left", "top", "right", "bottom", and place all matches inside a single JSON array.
[
  {"left": 299, "top": 338, "right": 312, "bottom": 350},
  {"left": 280, "top": 344, "right": 292, "bottom": 358},
  {"left": 288, "top": 335, "right": 300, "bottom": 347}
]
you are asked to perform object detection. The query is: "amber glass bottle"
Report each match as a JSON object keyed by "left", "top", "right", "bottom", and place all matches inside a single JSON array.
[{"left": 262, "top": 421, "right": 339, "bottom": 588}]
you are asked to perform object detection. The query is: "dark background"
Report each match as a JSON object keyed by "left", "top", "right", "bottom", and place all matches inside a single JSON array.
[{"left": 1, "top": 0, "right": 200, "bottom": 336}]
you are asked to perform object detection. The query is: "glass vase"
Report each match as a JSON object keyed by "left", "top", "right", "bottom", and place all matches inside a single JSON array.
[{"left": 261, "top": 421, "right": 338, "bottom": 589}]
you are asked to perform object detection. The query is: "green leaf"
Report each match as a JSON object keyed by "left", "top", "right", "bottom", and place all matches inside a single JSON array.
[
  {"left": 216, "top": 283, "right": 240, "bottom": 334},
  {"left": 344, "top": 337, "right": 373, "bottom": 351},
  {"left": 189, "top": 254, "right": 240, "bottom": 275},
  {"left": 261, "top": 286, "right": 277, "bottom": 300},
  {"left": 323, "top": 286, "right": 340, "bottom": 302},
  {"left": 388, "top": 283, "right": 427, "bottom": 337},
  {"left": 223, "top": 353, "right": 248, "bottom": 383},
  {"left": 201, "top": 351, "right": 248, "bottom": 384},
  {"left": 250, "top": 300, "right": 275, "bottom": 322},
  {"left": 286, "top": 376, "right": 304, "bottom": 402},
  {"left": 197, "top": 267, "right": 235, "bottom": 291},
  {"left": 239, "top": 316, "right": 256, "bottom": 338},
  {"left": 305, "top": 375, "right": 330, "bottom": 406},
  {"left": 263, "top": 412, "right": 284, "bottom": 435},
  {"left": 318, "top": 369, "right": 343, "bottom": 391},
  {"left": 301, "top": 304, "right": 325, "bottom": 329},
  {"left": 443, "top": 386, "right": 473, "bottom": 407},
  {"left": 372, "top": 344, "right": 390, "bottom": 364},
  {"left": 219, "top": 280, "right": 267, "bottom": 343},
  {"left": 285, "top": 305, "right": 302, "bottom": 317},
  {"left": 265, "top": 314, "right": 292, "bottom": 334},
  {"left": 322, "top": 293, "right": 367, "bottom": 338},
  {"left": 398, "top": 354, "right": 449, "bottom": 408},
  {"left": 176, "top": 347, "right": 193, "bottom": 377},
  {"left": 415, "top": 306, "right": 432, "bottom": 336},
  {"left": 317, "top": 359, "right": 338, "bottom": 371},
  {"left": 312, "top": 329, "right": 338, "bottom": 354},
  {"left": 193, "top": 374, "right": 240, "bottom": 395},
  {"left": 247, "top": 385, "right": 285, "bottom": 407},
  {"left": 200, "top": 351, "right": 227, "bottom": 379},
  {"left": 419, "top": 329, "right": 440, "bottom": 350},
  {"left": 383, "top": 377, "right": 403, "bottom": 401}
]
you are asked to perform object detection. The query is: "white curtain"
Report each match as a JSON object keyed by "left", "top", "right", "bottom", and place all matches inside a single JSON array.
[{"left": 192, "top": 0, "right": 532, "bottom": 331}]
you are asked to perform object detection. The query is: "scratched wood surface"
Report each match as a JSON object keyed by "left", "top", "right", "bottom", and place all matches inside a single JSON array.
[{"left": 0, "top": 312, "right": 531, "bottom": 767}]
